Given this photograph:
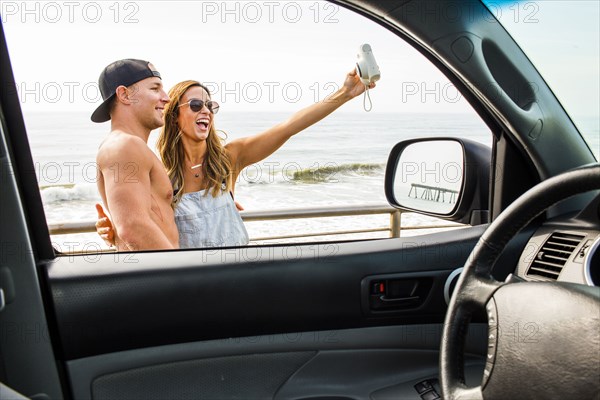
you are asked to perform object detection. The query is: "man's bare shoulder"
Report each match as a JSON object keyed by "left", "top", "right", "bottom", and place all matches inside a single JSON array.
[
  {"left": 97, "top": 131, "right": 152, "bottom": 167},
  {"left": 98, "top": 131, "right": 148, "bottom": 153}
]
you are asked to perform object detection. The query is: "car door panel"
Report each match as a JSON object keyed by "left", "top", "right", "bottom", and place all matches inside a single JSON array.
[{"left": 46, "top": 225, "right": 487, "bottom": 361}]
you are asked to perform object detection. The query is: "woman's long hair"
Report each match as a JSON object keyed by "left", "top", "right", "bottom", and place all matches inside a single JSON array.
[{"left": 156, "top": 80, "right": 232, "bottom": 207}]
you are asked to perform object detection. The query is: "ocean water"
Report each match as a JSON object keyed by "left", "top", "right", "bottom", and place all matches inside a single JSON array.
[{"left": 23, "top": 110, "right": 598, "bottom": 252}]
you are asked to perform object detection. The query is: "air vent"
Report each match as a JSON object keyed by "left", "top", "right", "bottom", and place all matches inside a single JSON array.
[{"left": 527, "top": 232, "right": 585, "bottom": 281}]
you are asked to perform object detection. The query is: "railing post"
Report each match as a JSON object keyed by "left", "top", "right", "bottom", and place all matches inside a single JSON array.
[{"left": 390, "top": 210, "right": 402, "bottom": 238}]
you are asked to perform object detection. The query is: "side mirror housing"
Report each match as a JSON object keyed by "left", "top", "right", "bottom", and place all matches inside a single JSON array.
[{"left": 385, "top": 138, "right": 491, "bottom": 225}]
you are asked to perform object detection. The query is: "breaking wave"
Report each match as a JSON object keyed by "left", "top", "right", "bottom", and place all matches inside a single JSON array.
[
  {"left": 291, "top": 163, "right": 384, "bottom": 183},
  {"left": 40, "top": 184, "right": 100, "bottom": 204}
]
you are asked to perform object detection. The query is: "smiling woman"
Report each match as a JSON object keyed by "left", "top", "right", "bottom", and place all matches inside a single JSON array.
[{"left": 158, "top": 80, "right": 246, "bottom": 249}]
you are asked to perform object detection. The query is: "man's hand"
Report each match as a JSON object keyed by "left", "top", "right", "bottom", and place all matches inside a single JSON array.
[
  {"left": 235, "top": 201, "right": 244, "bottom": 211},
  {"left": 95, "top": 203, "right": 116, "bottom": 247}
]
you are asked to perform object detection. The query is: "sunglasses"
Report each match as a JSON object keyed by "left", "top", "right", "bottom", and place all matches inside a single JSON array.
[{"left": 178, "top": 99, "right": 220, "bottom": 114}]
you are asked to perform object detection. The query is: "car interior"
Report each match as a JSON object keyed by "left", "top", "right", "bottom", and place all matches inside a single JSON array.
[{"left": 0, "top": 1, "right": 598, "bottom": 399}]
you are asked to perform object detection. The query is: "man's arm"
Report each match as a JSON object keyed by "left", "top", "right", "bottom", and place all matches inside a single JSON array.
[
  {"left": 227, "top": 69, "right": 375, "bottom": 171},
  {"left": 98, "top": 136, "right": 175, "bottom": 250}
]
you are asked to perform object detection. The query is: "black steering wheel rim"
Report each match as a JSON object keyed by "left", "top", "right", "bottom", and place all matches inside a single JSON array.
[{"left": 440, "top": 163, "right": 600, "bottom": 400}]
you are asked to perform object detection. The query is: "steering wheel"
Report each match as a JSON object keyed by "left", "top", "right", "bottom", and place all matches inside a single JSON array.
[{"left": 440, "top": 164, "right": 600, "bottom": 399}]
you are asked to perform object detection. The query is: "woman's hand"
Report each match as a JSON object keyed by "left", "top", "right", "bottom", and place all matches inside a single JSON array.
[
  {"left": 341, "top": 68, "right": 377, "bottom": 100},
  {"left": 95, "top": 203, "right": 116, "bottom": 247}
]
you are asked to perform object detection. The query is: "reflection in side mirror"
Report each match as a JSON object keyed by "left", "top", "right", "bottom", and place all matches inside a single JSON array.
[
  {"left": 386, "top": 138, "right": 491, "bottom": 224},
  {"left": 391, "top": 140, "right": 464, "bottom": 215}
]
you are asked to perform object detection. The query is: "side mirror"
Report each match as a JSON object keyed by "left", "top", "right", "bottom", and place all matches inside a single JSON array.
[{"left": 385, "top": 138, "right": 491, "bottom": 225}]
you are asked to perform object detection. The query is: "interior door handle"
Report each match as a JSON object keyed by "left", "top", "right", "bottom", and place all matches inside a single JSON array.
[{"left": 363, "top": 275, "right": 434, "bottom": 312}]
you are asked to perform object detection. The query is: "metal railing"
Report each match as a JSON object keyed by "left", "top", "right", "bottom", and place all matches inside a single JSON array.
[{"left": 48, "top": 203, "right": 462, "bottom": 244}]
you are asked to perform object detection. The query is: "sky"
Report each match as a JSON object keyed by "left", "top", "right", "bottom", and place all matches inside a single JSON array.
[{"left": 1, "top": 0, "right": 599, "bottom": 120}]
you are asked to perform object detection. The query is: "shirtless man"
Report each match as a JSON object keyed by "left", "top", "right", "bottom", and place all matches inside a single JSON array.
[{"left": 92, "top": 59, "right": 179, "bottom": 250}]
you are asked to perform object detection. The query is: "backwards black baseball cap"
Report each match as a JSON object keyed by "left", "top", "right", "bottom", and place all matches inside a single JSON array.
[{"left": 91, "top": 59, "right": 162, "bottom": 123}]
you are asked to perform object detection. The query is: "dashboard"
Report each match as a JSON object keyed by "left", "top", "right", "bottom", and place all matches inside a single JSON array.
[{"left": 516, "top": 194, "right": 600, "bottom": 286}]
